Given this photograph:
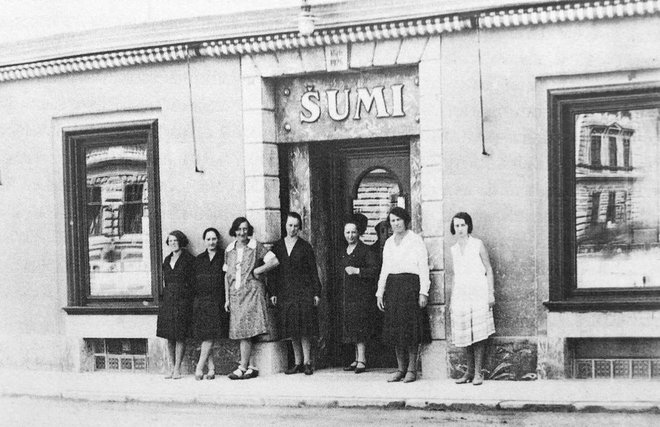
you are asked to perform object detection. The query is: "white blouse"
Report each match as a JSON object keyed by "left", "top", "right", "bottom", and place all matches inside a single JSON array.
[{"left": 376, "top": 230, "right": 430, "bottom": 297}]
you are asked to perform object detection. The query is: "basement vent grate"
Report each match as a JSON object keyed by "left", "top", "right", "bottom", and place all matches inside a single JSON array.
[
  {"left": 574, "top": 359, "right": 660, "bottom": 379},
  {"left": 88, "top": 338, "right": 148, "bottom": 372}
]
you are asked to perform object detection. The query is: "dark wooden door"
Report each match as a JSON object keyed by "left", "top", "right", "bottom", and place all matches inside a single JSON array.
[{"left": 311, "top": 138, "right": 410, "bottom": 369}]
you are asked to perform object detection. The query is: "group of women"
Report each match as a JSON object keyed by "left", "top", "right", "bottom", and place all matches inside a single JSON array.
[
  {"left": 156, "top": 212, "right": 320, "bottom": 380},
  {"left": 156, "top": 208, "right": 496, "bottom": 385}
]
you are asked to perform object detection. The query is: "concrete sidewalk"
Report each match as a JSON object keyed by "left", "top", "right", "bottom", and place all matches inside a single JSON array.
[{"left": 1, "top": 368, "right": 659, "bottom": 413}]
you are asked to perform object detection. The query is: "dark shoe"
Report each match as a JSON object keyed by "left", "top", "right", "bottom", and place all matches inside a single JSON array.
[
  {"left": 343, "top": 361, "right": 358, "bottom": 372},
  {"left": 285, "top": 364, "right": 304, "bottom": 375},
  {"left": 204, "top": 370, "right": 216, "bottom": 380},
  {"left": 354, "top": 361, "right": 366, "bottom": 374},
  {"left": 403, "top": 371, "right": 417, "bottom": 383},
  {"left": 243, "top": 367, "right": 259, "bottom": 379},
  {"left": 387, "top": 370, "right": 406, "bottom": 383},
  {"left": 455, "top": 373, "right": 474, "bottom": 384},
  {"left": 472, "top": 374, "right": 484, "bottom": 386},
  {"left": 228, "top": 366, "right": 247, "bottom": 380},
  {"left": 304, "top": 363, "right": 313, "bottom": 375}
]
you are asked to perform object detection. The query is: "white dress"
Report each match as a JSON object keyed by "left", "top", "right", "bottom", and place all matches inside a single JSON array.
[{"left": 450, "top": 236, "right": 495, "bottom": 347}]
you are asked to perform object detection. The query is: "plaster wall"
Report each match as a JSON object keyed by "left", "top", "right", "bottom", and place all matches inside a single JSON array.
[
  {"left": 440, "top": 16, "right": 660, "bottom": 344},
  {"left": 0, "top": 56, "right": 245, "bottom": 369}
]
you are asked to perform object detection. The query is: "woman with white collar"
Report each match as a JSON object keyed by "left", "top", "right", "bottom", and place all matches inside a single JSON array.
[{"left": 224, "top": 217, "right": 279, "bottom": 380}]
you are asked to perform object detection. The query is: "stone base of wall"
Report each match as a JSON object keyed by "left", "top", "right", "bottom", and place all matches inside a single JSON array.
[{"left": 448, "top": 336, "right": 538, "bottom": 381}]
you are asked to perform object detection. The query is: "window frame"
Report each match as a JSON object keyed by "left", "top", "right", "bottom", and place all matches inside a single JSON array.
[
  {"left": 546, "top": 84, "right": 660, "bottom": 311},
  {"left": 63, "top": 121, "right": 162, "bottom": 314}
]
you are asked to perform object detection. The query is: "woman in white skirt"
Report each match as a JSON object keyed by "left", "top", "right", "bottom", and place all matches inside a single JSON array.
[{"left": 450, "top": 212, "right": 495, "bottom": 386}]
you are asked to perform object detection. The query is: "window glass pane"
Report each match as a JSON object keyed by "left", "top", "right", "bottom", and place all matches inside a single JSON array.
[
  {"left": 575, "top": 109, "right": 660, "bottom": 288},
  {"left": 85, "top": 144, "right": 151, "bottom": 296},
  {"left": 352, "top": 168, "right": 399, "bottom": 245}
]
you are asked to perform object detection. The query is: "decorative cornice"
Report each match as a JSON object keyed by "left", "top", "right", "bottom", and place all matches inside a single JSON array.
[
  {"left": 478, "top": 0, "right": 660, "bottom": 28},
  {"left": 198, "top": 17, "right": 471, "bottom": 57},
  {"left": 1, "top": 0, "right": 658, "bottom": 83},
  {"left": 0, "top": 45, "right": 191, "bottom": 82}
]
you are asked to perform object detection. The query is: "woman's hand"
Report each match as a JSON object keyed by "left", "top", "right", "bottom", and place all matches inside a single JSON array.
[
  {"left": 344, "top": 266, "right": 359, "bottom": 275},
  {"left": 313, "top": 296, "right": 320, "bottom": 306},
  {"left": 224, "top": 301, "right": 230, "bottom": 312},
  {"left": 418, "top": 294, "right": 428, "bottom": 309},
  {"left": 270, "top": 296, "right": 277, "bottom": 306},
  {"left": 377, "top": 296, "right": 385, "bottom": 312}
]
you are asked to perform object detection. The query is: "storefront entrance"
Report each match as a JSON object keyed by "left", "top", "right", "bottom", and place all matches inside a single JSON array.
[{"left": 309, "top": 138, "right": 411, "bottom": 368}]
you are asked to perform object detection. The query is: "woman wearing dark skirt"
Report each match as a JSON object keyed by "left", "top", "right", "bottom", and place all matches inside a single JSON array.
[
  {"left": 270, "top": 212, "right": 321, "bottom": 375},
  {"left": 376, "top": 207, "right": 430, "bottom": 383},
  {"left": 191, "top": 227, "right": 228, "bottom": 380},
  {"left": 156, "top": 230, "right": 195, "bottom": 379},
  {"left": 340, "top": 215, "right": 379, "bottom": 374}
]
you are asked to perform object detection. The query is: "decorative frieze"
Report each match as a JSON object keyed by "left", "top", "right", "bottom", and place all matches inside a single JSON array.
[{"left": 0, "top": 0, "right": 658, "bottom": 82}]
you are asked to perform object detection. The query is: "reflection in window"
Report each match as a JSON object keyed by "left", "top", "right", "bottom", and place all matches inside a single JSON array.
[
  {"left": 575, "top": 109, "right": 660, "bottom": 288},
  {"left": 86, "top": 144, "right": 151, "bottom": 297},
  {"left": 352, "top": 168, "right": 401, "bottom": 245}
]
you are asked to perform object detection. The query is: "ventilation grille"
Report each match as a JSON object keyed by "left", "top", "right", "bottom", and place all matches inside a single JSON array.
[
  {"left": 88, "top": 338, "right": 148, "bottom": 372},
  {"left": 574, "top": 359, "right": 660, "bottom": 379}
]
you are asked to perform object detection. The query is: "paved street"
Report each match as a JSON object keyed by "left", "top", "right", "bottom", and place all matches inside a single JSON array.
[{"left": 3, "top": 396, "right": 660, "bottom": 427}]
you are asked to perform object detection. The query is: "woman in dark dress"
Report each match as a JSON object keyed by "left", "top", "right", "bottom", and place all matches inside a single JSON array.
[
  {"left": 191, "top": 227, "right": 228, "bottom": 380},
  {"left": 340, "top": 215, "right": 379, "bottom": 374},
  {"left": 270, "top": 212, "right": 321, "bottom": 375},
  {"left": 156, "top": 230, "right": 195, "bottom": 379}
]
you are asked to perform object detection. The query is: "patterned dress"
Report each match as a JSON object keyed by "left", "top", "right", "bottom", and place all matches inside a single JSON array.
[
  {"left": 224, "top": 239, "right": 274, "bottom": 340},
  {"left": 450, "top": 236, "right": 495, "bottom": 347}
]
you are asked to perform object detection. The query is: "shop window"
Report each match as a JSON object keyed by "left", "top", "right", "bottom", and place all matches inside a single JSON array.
[
  {"left": 547, "top": 86, "right": 660, "bottom": 310},
  {"left": 63, "top": 122, "right": 161, "bottom": 313}
]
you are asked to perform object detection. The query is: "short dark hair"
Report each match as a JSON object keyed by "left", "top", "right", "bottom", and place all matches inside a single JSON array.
[
  {"left": 286, "top": 211, "right": 303, "bottom": 228},
  {"left": 167, "top": 230, "right": 189, "bottom": 248},
  {"left": 343, "top": 214, "right": 364, "bottom": 236},
  {"left": 202, "top": 227, "right": 220, "bottom": 240},
  {"left": 388, "top": 206, "right": 411, "bottom": 228},
  {"left": 229, "top": 217, "right": 254, "bottom": 237},
  {"left": 352, "top": 213, "right": 368, "bottom": 236},
  {"left": 450, "top": 212, "right": 473, "bottom": 235}
]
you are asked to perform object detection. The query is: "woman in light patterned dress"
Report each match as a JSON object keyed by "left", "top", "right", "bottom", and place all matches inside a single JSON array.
[
  {"left": 224, "top": 217, "right": 279, "bottom": 380},
  {"left": 450, "top": 212, "right": 495, "bottom": 386}
]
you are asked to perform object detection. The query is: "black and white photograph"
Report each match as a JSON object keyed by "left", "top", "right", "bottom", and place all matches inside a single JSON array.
[{"left": 0, "top": 0, "right": 659, "bottom": 425}]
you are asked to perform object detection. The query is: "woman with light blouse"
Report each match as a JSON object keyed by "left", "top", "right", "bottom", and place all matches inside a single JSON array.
[{"left": 376, "top": 207, "right": 430, "bottom": 383}]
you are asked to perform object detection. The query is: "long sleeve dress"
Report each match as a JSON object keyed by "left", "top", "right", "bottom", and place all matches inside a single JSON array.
[
  {"left": 271, "top": 237, "right": 321, "bottom": 339},
  {"left": 340, "top": 240, "right": 379, "bottom": 343},
  {"left": 224, "top": 239, "right": 276, "bottom": 340},
  {"left": 156, "top": 250, "right": 195, "bottom": 340},
  {"left": 190, "top": 250, "right": 228, "bottom": 341},
  {"left": 450, "top": 236, "right": 495, "bottom": 347}
]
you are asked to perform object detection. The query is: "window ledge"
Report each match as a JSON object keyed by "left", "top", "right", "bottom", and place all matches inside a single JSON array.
[
  {"left": 63, "top": 306, "right": 159, "bottom": 315},
  {"left": 544, "top": 299, "right": 660, "bottom": 312}
]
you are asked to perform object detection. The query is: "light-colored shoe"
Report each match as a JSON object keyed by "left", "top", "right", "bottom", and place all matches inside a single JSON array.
[{"left": 403, "top": 371, "right": 417, "bottom": 383}]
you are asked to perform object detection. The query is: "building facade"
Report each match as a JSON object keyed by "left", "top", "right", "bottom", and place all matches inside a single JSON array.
[{"left": 1, "top": 0, "right": 659, "bottom": 380}]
